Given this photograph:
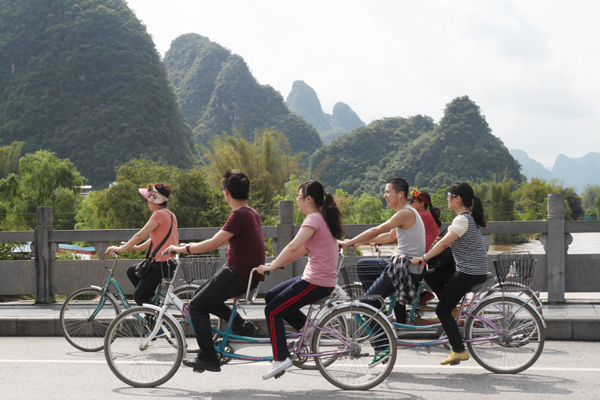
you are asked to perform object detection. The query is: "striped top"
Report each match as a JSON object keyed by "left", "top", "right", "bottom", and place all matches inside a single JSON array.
[{"left": 448, "top": 212, "right": 488, "bottom": 275}]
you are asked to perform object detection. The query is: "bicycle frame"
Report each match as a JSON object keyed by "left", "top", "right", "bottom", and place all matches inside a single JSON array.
[
  {"left": 146, "top": 260, "right": 362, "bottom": 364},
  {"left": 88, "top": 254, "right": 162, "bottom": 320}
]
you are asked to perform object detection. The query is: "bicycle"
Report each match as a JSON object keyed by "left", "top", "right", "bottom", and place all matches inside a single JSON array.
[
  {"left": 59, "top": 253, "right": 199, "bottom": 352},
  {"left": 341, "top": 263, "right": 546, "bottom": 374},
  {"left": 103, "top": 255, "right": 398, "bottom": 390}
]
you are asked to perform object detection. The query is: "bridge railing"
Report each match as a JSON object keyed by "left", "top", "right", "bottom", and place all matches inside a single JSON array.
[{"left": 1, "top": 194, "right": 599, "bottom": 303}]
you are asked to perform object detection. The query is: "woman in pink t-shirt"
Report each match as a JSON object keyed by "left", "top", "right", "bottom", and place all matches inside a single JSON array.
[
  {"left": 105, "top": 182, "right": 178, "bottom": 306},
  {"left": 257, "top": 180, "right": 343, "bottom": 380}
]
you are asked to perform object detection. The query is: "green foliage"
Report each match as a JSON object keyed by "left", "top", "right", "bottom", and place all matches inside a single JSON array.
[
  {"left": 474, "top": 176, "right": 525, "bottom": 244},
  {"left": 164, "top": 35, "right": 322, "bottom": 155},
  {"left": 78, "top": 158, "right": 228, "bottom": 230},
  {"left": 0, "top": 141, "right": 24, "bottom": 178},
  {"left": 0, "top": 150, "right": 86, "bottom": 230},
  {"left": 581, "top": 184, "right": 600, "bottom": 211},
  {"left": 0, "top": 0, "right": 198, "bottom": 188},
  {"left": 310, "top": 97, "right": 522, "bottom": 197},
  {"left": 309, "top": 116, "right": 428, "bottom": 195},
  {"left": 515, "top": 177, "right": 584, "bottom": 221},
  {"left": 202, "top": 128, "right": 302, "bottom": 213}
]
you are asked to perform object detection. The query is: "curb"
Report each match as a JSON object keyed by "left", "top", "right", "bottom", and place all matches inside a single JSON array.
[{"left": 3, "top": 316, "right": 600, "bottom": 340}]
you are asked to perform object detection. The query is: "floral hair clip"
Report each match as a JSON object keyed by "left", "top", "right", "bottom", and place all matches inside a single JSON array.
[{"left": 410, "top": 188, "right": 421, "bottom": 199}]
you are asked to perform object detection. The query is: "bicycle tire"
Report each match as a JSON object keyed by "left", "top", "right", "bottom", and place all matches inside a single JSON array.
[
  {"left": 60, "top": 287, "right": 120, "bottom": 352},
  {"left": 104, "top": 306, "right": 185, "bottom": 387},
  {"left": 312, "top": 304, "right": 397, "bottom": 390},
  {"left": 465, "top": 296, "right": 544, "bottom": 374}
]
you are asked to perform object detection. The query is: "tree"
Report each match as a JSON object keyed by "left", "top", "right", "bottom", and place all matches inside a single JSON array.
[
  {"left": 0, "top": 150, "right": 87, "bottom": 230},
  {"left": 202, "top": 128, "right": 301, "bottom": 212},
  {"left": 79, "top": 159, "right": 228, "bottom": 230},
  {"left": 0, "top": 141, "right": 24, "bottom": 178},
  {"left": 581, "top": 184, "right": 600, "bottom": 211},
  {"left": 474, "top": 176, "right": 523, "bottom": 244}
]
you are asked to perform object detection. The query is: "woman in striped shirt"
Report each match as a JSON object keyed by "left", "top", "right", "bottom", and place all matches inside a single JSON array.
[{"left": 411, "top": 181, "right": 489, "bottom": 365}]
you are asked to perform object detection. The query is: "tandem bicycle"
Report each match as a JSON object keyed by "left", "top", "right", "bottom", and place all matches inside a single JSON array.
[{"left": 103, "top": 254, "right": 398, "bottom": 390}]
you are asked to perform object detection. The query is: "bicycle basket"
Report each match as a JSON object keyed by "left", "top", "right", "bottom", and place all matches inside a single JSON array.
[
  {"left": 339, "top": 264, "right": 389, "bottom": 301},
  {"left": 493, "top": 251, "right": 536, "bottom": 289},
  {"left": 178, "top": 256, "right": 220, "bottom": 284}
]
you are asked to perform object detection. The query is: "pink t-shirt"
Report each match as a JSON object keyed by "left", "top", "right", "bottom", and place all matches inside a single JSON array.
[
  {"left": 301, "top": 212, "right": 338, "bottom": 288},
  {"left": 150, "top": 209, "right": 179, "bottom": 262}
]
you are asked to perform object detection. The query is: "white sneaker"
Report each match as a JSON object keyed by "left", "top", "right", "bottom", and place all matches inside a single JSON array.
[{"left": 262, "top": 358, "right": 293, "bottom": 380}]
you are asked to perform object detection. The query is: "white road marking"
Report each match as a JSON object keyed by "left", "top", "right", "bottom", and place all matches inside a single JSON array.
[{"left": 2, "top": 359, "right": 600, "bottom": 372}]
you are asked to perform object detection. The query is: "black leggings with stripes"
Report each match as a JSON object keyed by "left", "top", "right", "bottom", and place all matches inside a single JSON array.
[{"left": 264, "top": 276, "right": 333, "bottom": 361}]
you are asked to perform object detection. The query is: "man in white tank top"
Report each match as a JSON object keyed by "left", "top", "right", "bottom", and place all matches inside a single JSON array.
[{"left": 340, "top": 178, "right": 426, "bottom": 323}]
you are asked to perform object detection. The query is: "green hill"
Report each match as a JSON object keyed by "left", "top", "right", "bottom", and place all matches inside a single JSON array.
[
  {"left": 286, "top": 81, "right": 365, "bottom": 143},
  {"left": 0, "top": 0, "right": 197, "bottom": 188},
  {"left": 164, "top": 34, "right": 322, "bottom": 155},
  {"left": 310, "top": 96, "right": 522, "bottom": 195},
  {"left": 286, "top": 80, "right": 332, "bottom": 133}
]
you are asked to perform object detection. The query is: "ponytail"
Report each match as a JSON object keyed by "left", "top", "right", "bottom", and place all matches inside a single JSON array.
[
  {"left": 471, "top": 196, "right": 488, "bottom": 228},
  {"left": 299, "top": 180, "right": 344, "bottom": 239},
  {"left": 449, "top": 181, "right": 488, "bottom": 228},
  {"left": 428, "top": 205, "right": 443, "bottom": 228},
  {"left": 322, "top": 192, "right": 344, "bottom": 239}
]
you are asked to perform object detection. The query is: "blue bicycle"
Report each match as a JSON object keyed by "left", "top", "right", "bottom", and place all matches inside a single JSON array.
[{"left": 59, "top": 253, "right": 197, "bottom": 352}]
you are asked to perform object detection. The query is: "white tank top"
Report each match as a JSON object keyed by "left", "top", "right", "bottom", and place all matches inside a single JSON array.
[{"left": 394, "top": 205, "right": 426, "bottom": 273}]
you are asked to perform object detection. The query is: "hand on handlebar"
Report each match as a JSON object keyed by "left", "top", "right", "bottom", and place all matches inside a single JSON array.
[
  {"left": 162, "top": 245, "right": 184, "bottom": 256},
  {"left": 105, "top": 245, "right": 122, "bottom": 254},
  {"left": 411, "top": 256, "right": 424, "bottom": 266},
  {"left": 256, "top": 263, "right": 272, "bottom": 276}
]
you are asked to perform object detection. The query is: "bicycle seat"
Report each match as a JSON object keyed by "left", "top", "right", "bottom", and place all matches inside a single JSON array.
[
  {"left": 312, "top": 295, "right": 330, "bottom": 307},
  {"left": 469, "top": 272, "right": 493, "bottom": 293}
]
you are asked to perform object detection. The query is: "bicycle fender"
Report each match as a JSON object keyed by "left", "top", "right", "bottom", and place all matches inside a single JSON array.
[
  {"left": 469, "top": 293, "right": 546, "bottom": 329},
  {"left": 318, "top": 301, "right": 398, "bottom": 339},
  {"left": 140, "top": 303, "right": 188, "bottom": 347}
]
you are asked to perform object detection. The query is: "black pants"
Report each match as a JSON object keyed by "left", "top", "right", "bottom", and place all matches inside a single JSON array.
[
  {"left": 188, "top": 265, "right": 257, "bottom": 361},
  {"left": 357, "top": 258, "right": 420, "bottom": 324},
  {"left": 264, "top": 276, "right": 334, "bottom": 361},
  {"left": 425, "top": 269, "right": 487, "bottom": 352},
  {"left": 127, "top": 261, "right": 175, "bottom": 306}
]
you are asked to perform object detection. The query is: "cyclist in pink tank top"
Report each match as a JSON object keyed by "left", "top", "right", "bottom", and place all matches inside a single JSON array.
[{"left": 257, "top": 180, "right": 343, "bottom": 380}]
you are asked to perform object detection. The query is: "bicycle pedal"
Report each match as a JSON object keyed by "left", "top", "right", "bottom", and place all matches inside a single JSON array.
[
  {"left": 450, "top": 361, "right": 460, "bottom": 366},
  {"left": 193, "top": 368, "right": 206, "bottom": 373},
  {"left": 274, "top": 370, "right": 286, "bottom": 379}
]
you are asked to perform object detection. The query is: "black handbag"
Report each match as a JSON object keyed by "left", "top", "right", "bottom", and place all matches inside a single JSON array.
[
  {"left": 134, "top": 211, "right": 174, "bottom": 278},
  {"left": 427, "top": 229, "right": 456, "bottom": 269}
]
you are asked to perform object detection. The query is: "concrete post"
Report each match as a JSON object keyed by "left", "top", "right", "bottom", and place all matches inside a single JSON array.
[
  {"left": 276, "top": 201, "right": 294, "bottom": 284},
  {"left": 34, "top": 207, "right": 55, "bottom": 303},
  {"left": 546, "top": 194, "right": 566, "bottom": 303}
]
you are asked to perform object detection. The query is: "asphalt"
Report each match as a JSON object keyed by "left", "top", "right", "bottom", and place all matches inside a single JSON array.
[{"left": 1, "top": 293, "right": 599, "bottom": 340}]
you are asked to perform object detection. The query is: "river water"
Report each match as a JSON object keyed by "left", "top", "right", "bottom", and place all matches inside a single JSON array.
[{"left": 358, "top": 232, "right": 600, "bottom": 257}]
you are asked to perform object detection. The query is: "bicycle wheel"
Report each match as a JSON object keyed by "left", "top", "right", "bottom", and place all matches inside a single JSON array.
[
  {"left": 104, "top": 306, "right": 184, "bottom": 387},
  {"left": 312, "top": 305, "right": 397, "bottom": 390},
  {"left": 465, "top": 296, "right": 544, "bottom": 374},
  {"left": 60, "top": 287, "right": 120, "bottom": 352},
  {"left": 170, "top": 285, "right": 226, "bottom": 353}
]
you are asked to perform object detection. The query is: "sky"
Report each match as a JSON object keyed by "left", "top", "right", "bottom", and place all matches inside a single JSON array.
[{"left": 126, "top": 0, "right": 600, "bottom": 169}]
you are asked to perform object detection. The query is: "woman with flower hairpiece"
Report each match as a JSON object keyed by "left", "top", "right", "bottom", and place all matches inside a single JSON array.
[
  {"left": 407, "top": 188, "right": 442, "bottom": 305},
  {"left": 105, "top": 182, "right": 178, "bottom": 306}
]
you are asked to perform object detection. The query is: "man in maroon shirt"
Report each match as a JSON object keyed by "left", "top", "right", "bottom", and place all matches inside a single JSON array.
[{"left": 163, "top": 170, "right": 265, "bottom": 372}]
